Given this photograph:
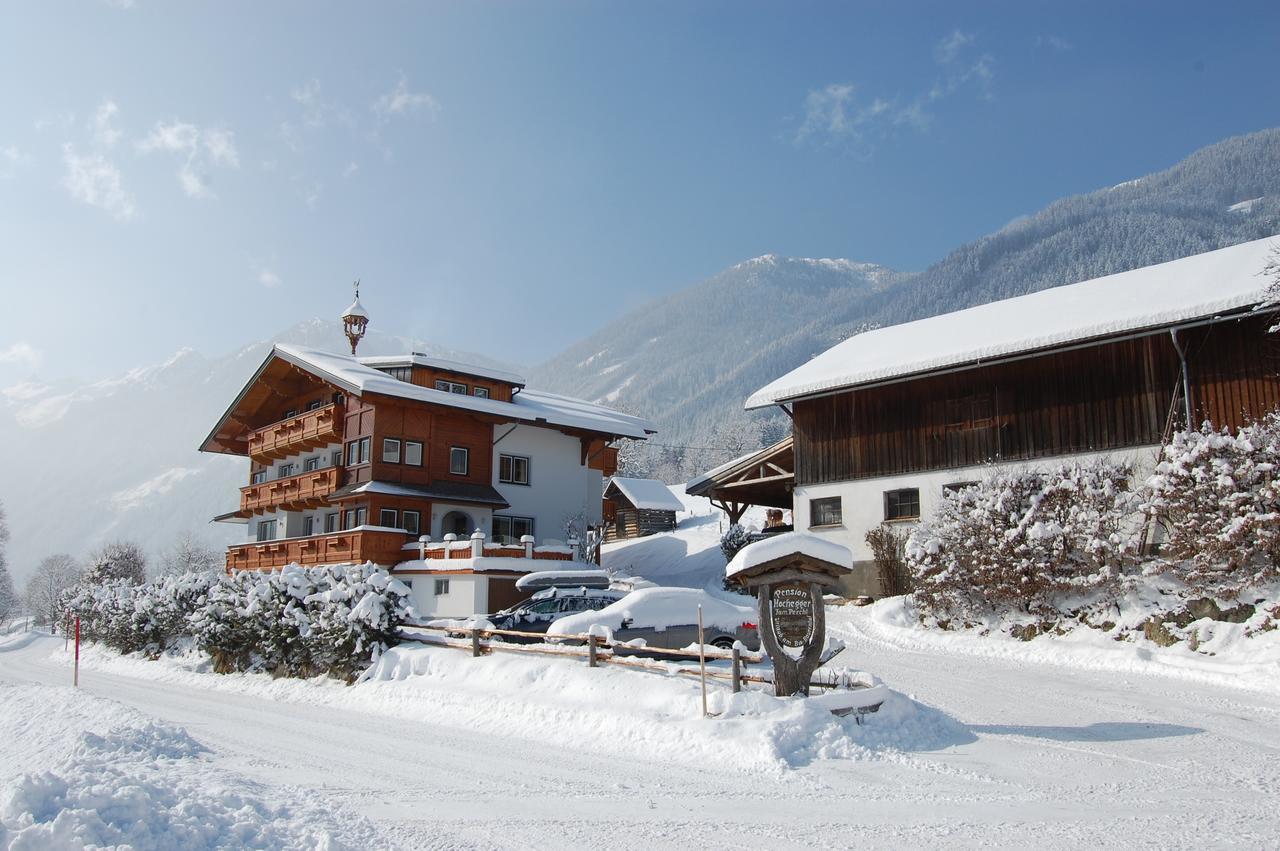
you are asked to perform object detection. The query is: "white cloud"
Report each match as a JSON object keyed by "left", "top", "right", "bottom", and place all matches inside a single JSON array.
[
  {"left": 0, "top": 144, "right": 29, "bottom": 179},
  {"left": 795, "top": 29, "right": 994, "bottom": 149},
  {"left": 138, "top": 120, "right": 238, "bottom": 199},
  {"left": 0, "top": 342, "right": 42, "bottom": 370},
  {"left": 93, "top": 99, "right": 122, "bottom": 147},
  {"left": 935, "top": 29, "right": 974, "bottom": 64},
  {"left": 258, "top": 269, "right": 281, "bottom": 288},
  {"left": 1, "top": 381, "right": 51, "bottom": 402},
  {"left": 372, "top": 75, "right": 439, "bottom": 121},
  {"left": 341, "top": 161, "right": 359, "bottom": 178},
  {"left": 289, "top": 79, "right": 352, "bottom": 130},
  {"left": 61, "top": 144, "right": 136, "bottom": 220}
]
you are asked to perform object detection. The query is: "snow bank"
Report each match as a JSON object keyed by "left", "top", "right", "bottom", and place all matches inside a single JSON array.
[
  {"left": 0, "top": 681, "right": 383, "bottom": 850},
  {"left": 837, "top": 593, "right": 1280, "bottom": 697},
  {"left": 726, "top": 532, "right": 852, "bottom": 579},
  {"left": 547, "top": 586, "right": 755, "bottom": 636}
]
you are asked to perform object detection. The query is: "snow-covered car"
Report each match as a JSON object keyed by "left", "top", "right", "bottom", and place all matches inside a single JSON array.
[
  {"left": 547, "top": 587, "right": 760, "bottom": 653},
  {"left": 483, "top": 587, "right": 628, "bottom": 641}
]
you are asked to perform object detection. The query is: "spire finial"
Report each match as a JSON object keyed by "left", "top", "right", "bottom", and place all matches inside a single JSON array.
[{"left": 342, "top": 281, "right": 369, "bottom": 355}]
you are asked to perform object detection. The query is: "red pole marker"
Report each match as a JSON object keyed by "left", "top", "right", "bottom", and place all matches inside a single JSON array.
[{"left": 74, "top": 616, "right": 81, "bottom": 688}]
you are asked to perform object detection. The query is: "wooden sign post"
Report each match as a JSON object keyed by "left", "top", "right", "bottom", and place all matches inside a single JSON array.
[{"left": 725, "top": 534, "right": 852, "bottom": 697}]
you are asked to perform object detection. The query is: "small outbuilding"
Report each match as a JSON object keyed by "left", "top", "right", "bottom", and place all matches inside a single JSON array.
[{"left": 602, "top": 477, "right": 684, "bottom": 542}]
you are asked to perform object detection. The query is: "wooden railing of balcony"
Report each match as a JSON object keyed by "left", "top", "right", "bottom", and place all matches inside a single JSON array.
[
  {"left": 239, "top": 466, "right": 341, "bottom": 514},
  {"left": 249, "top": 403, "right": 343, "bottom": 462},
  {"left": 226, "top": 528, "right": 413, "bottom": 572}
]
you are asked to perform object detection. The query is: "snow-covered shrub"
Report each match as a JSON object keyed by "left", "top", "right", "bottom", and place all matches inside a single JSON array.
[
  {"left": 64, "top": 572, "right": 217, "bottom": 656},
  {"left": 906, "top": 460, "right": 1143, "bottom": 619},
  {"left": 720, "top": 524, "right": 751, "bottom": 563},
  {"left": 1145, "top": 413, "right": 1280, "bottom": 595},
  {"left": 190, "top": 563, "right": 413, "bottom": 680}
]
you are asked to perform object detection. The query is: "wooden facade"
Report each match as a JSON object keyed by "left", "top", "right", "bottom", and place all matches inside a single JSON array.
[
  {"left": 226, "top": 528, "right": 411, "bottom": 572},
  {"left": 603, "top": 507, "right": 677, "bottom": 542},
  {"left": 793, "top": 314, "right": 1280, "bottom": 485}
]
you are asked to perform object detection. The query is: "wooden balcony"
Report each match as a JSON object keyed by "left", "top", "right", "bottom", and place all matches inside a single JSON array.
[
  {"left": 249, "top": 403, "right": 343, "bottom": 462},
  {"left": 226, "top": 528, "right": 414, "bottom": 572},
  {"left": 240, "top": 466, "right": 341, "bottom": 515}
]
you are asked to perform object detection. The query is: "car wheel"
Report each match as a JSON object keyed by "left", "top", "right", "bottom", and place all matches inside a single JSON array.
[{"left": 711, "top": 637, "right": 735, "bottom": 650}]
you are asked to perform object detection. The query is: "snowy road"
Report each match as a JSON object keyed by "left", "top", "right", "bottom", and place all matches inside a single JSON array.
[{"left": 3, "top": 616, "right": 1279, "bottom": 849}]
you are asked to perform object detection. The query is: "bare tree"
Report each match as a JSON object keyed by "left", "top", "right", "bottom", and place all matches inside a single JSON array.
[
  {"left": 157, "top": 531, "right": 221, "bottom": 577},
  {"left": 0, "top": 500, "right": 15, "bottom": 627},
  {"left": 24, "top": 553, "right": 81, "bottom": 631},
  {"left": 84, "top": 539, "right": 147, "bottom": 586},
  {"left": 1262, "top": 247, "right": 1280, "bottom": 333}
]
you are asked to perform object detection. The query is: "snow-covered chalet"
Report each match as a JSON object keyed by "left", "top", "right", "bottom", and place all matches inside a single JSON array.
[
  {"left": 716, "top": 236, "right": 1280, "bottom": 596},
  {"left": 200, "top": 295, "right": 655, "bottom": 616}
]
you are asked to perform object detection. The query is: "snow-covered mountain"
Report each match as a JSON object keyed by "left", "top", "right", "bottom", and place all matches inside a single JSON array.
[
  {"left": 531, "top": 128, "right": 1280, "bottom": 453},
  {"left": 0, "top": 321, "right": 514, "bottom": 581}
]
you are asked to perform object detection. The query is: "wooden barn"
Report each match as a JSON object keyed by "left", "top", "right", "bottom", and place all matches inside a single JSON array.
[
  {"left": 739, "top": 235, "right": 1280, "bottom": 597},
  {"left": 602, "top": 477, "right": 684, "bottom": 541}
]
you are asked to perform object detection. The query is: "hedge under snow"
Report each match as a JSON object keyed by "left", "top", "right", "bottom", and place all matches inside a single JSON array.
[{"left": 63, "top": 563, "right": 413, "bottom": 680}]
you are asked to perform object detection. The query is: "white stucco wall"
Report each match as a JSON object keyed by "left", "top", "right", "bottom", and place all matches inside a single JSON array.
[
  {"left": 792, "top": 445, "right": 1164, "bottom": 564},
  {"left": 490, "top": 424, "right": 603, "bottom": 543},
  {"left": 408, "top": 574, "right": 488, "bottom": 618},
  {"left": 430, "top": 503, "right": 493, "bottom": 540}
]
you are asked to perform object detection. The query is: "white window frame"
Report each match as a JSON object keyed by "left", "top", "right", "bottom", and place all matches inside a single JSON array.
[
  {"left": 809, "top": 496, "right": 843, "bottom": 528},
  {"left": 473, "top": 387, "right": 489, "bottom": 399},
  {"left": 492, "top": 514, "right": 535, "bottom": 544},
  {"left": 449, "top": 446, "right": 469, "bottom": 475},
  {"left": 382, "top": 438, "right": 401, "bottom": 464},
  {"left": 499, "top": 454, "right": 530, "bottom": 485},
  {"left": 402, "top": 510, "right": 421, "bottom": 535},
  {"left": 435, "top": 379, "right": 468, "bottom": 395},
  {"left": 304, "top": 457, "right": 320, "bottom": 472},
  {"left": 379, "top": 508, "right": 398, "bottom": 528},
  {"left": 404, "top": 441, "right": 423, "bottom": 466},
  {"left": 278, "top": 462, "right": 295, "bottom": 478},
  {"left": 434, "top": 578, "right": 450, "bottom": 595}
]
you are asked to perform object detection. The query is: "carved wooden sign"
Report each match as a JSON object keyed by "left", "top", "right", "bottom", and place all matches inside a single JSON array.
[{"left": 770, "top": 582, "right": 815, "bottom": 648}]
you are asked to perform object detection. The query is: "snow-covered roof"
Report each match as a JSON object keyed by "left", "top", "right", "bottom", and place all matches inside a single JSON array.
[
  {"left": 606, "top": 477, "right": 685, "bottom": 512},
  {"left": 342, "top": 298, "right": 368, "bottom": 320},
  {"left": 726, "top": 532, "right": 852, "bottom": 579},
  {"left": 272, "top": 343, "right": 655, "bottom": 439},
  {"left": 747, "top": 235, "right": 1280, "bottom": 408},
  {"left": 359, "top": 353, "right": 526, "bottom": 387}
]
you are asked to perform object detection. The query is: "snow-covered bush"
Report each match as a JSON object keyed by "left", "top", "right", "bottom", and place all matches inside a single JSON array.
[
  {"left": 720, "top": 524, "right": 751, "bottom": 563},
  {"left": 1145, "top": 413, "right": 1280, "bottom": 595},
  {"left": 906, "top": 460, "right": 1143, "bottom": 620},
  {"left": 190, "top": 563, "right": 413, "bottom": 680},
  {"left": 66, "top": 563, "right": 413, "bottom": 681}
]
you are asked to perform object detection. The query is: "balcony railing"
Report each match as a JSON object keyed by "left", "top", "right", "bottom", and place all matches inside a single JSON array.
[
  {"left": 239, "top": 466, "right": 341, "bottom": 515},
  {"left": 249, "top": 403, "right": 343, "bottom": 462},
  {"left": 226, "top": 527, "right": 413, "bottom": 572}
]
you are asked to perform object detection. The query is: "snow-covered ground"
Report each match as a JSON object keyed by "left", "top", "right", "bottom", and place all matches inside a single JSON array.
[{"left": 4, "top": 608, "right": 1280, "bottom": 848}]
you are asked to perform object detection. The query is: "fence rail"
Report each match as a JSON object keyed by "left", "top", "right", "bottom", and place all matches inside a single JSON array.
[{"left": 396, "top": 622, "right": 863, "bottom": 693}]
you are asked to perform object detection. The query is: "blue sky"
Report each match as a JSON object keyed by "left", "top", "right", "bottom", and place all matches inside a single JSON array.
[{"left": 2, "top": 1, "right": 1278, "bottom": 385}]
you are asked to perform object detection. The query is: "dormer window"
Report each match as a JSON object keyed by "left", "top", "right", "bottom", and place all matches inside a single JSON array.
[
  {"left": 381, "top": 366, "right": 413, "bottom": 382},
  {"left": 473, "top": 387, "right": 489, "bottom": 399},
  {"left": 435, "top": 379, "right": 468, "bottom": 395}
]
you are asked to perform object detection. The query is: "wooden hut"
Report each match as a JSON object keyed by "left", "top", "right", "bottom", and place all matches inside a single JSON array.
[{"left": 602, "top": 477, "right": 683, "bottom": 541}]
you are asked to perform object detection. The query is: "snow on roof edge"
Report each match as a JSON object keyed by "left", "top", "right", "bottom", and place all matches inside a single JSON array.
[
  {"left": 746, "top": 236, "right": 1280, "bottom": 409},
  {"left": 607, "top": 477, "right": 685, "bottom": 512}
]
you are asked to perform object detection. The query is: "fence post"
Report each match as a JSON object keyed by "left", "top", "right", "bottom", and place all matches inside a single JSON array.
[
  {"left": 731, "top": 646, "right": 741, "bottom": 694},
  {"left": 521, "top": 534, "right": 535, "bottom": 559},
  {"left": 471, "top": 529, "right": 485, "bottom": 558},
  {"left": 587, "top": 633, "right": 598, "bottom": 668},
  {"left": 418, "top": 534, "right": 428, "bottom": 561},
  {"left": 470, "top": 628, "right": 481, "bottom": 658},
  {"left": 697, "top": 605, "right": 708, "bottom": 717},
  {"left": 73, "top": 616, "right": 81, "bottom": 688}
]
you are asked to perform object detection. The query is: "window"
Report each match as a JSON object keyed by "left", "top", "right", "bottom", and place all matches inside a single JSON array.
[
  {"left": 343, "top": 507, "right": 368, "bottom": 530},
  {"left": 402, "top": 510, "right": 421, "bottom": 535},
  {"left": 810, "top": 497, "right": 843, "bottom": 527},
  {"left": 347, "top": 437, "right": 371, "bottom": 466},
  {"left": 435, "top": 379, "right": 468, "bottom": 395},
  {"left": 499, "top": 454, "right": 530, "bottom": 485},
  {"left": 331, "top": 451, "right": 342, "bottom": 467},
  {"left": 449, "top": 446, "right": 469, "bottom": 475},
  {"left": 945, "top": 393, "right": 995, "bottom": 431},
  {"left": 885, "top": 488, "right": 921, "bottom": 521},
  {"left": 527, "top": 598, "right": 559, "bottom": 615},
  {"left": 404, "top": 441, "right": 423, "bottom": 466},
  {"left": 303, "top": 516, "right": 316, "bottom": 536},
  {"left": 256, "top": 520, "right": 277, "bottom": 542},
  {"left": 307, "top": 399, "right": 323, "bottom": 411},
  {"left": 325, "top": 512, "right": 339, "bottom": 533},
  {"left": 304, "top": 457, "right": 319, "bottom": 472},
  {"left": 284, "top": 408, "right": 297, "bottom": 419},
  {"left": 382, "top": 438, "right": 401, "bottom": 464},
  {"left": 473, "top": 387, "right": 489, "bottom": 399},
  {"left": 278, "top": 463, "right": 295, "bottom": 478},
  {"left": 382, "top": 366, "right": 413, "bottom": 382},
  {"left": 251, "top": 470, "right": 267, "bottom": 485},
  {"left": 434, "top": 579, "right": 450, "bottom": 596},
  {"left": 943, "top": 481, "right": 978, "bottom": 497},
  {"left": 379, "top": 508, "right": 398, "bottom": 528},
  {"left": 492, "top": 515, "right": 534, "bottom": 544}
]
